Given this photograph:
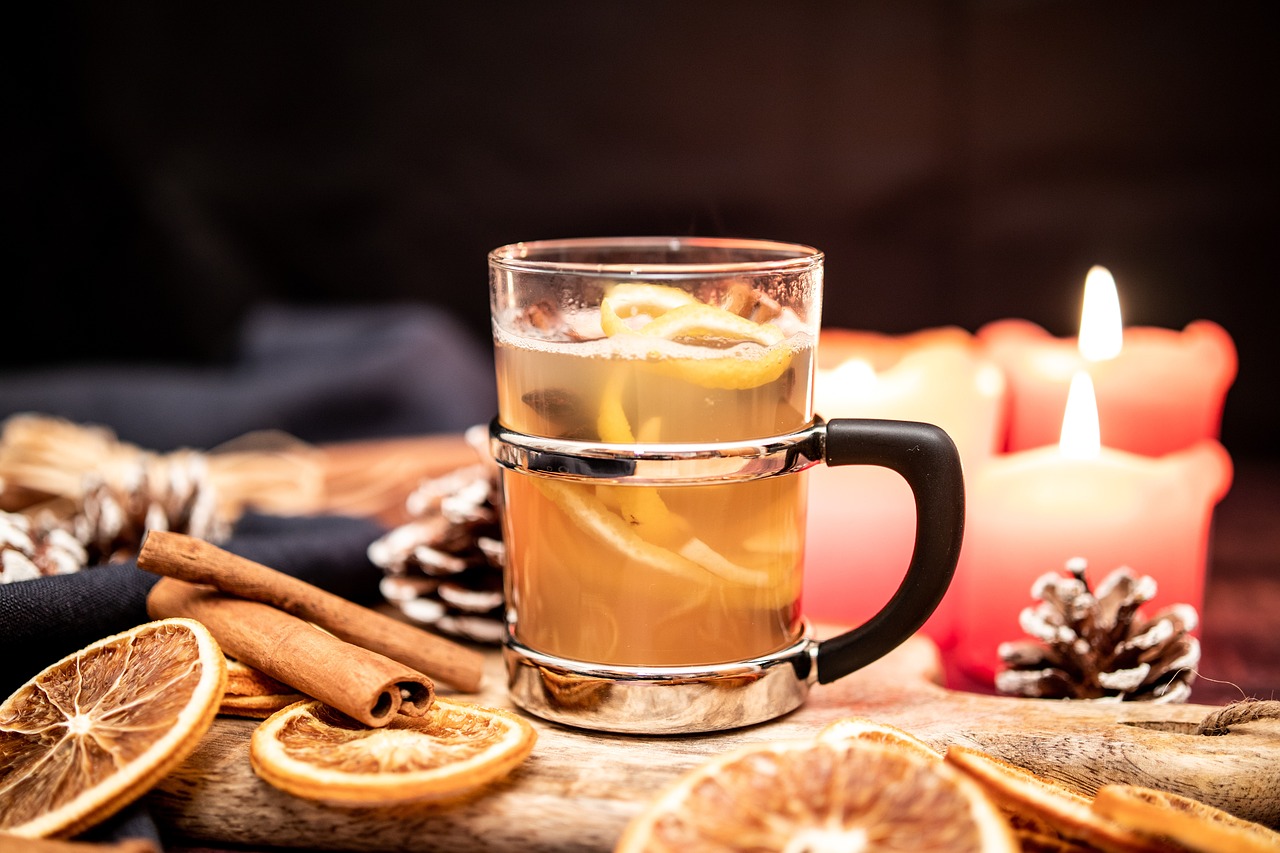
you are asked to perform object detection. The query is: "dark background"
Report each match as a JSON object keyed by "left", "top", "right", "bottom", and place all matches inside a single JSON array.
[{"left": 9, "top": 1, "right": 1278, "bottom": 459}]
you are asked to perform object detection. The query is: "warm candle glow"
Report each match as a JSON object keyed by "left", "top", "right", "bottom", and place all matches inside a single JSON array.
[
  {"left": 828, "top": 358, "right": 879, "bottom": 398},
  {"left": 979, "top": 316, "right": 1237, "bottom": 456},
  {"left": 807, "top": 328, "right": 1008, "bottom": 651},
  {"left": 1079, "top": 265, "right": 1123, "bottom": 362},
  {"left": 1059, "top": 371, "right": 1101, "bottom": 459}
]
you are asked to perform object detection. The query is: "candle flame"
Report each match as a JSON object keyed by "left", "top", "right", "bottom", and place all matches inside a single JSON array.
[
  {"left": 1059, "top": 371, "right": 1101, "bottom": 459},
  {"left": 1078, "top": 265, "right": 1123, "bottom": 362}
]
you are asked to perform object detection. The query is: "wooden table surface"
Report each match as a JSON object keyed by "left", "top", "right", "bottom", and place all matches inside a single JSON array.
[{"left": 159, "top": 451, "right": 1279, "bottom": 853}]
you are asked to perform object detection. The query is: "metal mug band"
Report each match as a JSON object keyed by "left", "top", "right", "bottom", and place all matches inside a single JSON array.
[
  {"left": 489, "top": 418, "right": 827, "bottom": 485},
  {"left": 490, "top": 416, "right": 965, "bottom": 734},
  {"left": 491, "top": 418, "right": 823, "bottom": 732},
  {"left": 504, "top": 624, "right": 818, "bottom": 734}
]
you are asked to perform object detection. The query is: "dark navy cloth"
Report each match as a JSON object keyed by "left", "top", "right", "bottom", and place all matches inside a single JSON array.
[
  {"left": 0, "top": 512, "right": 386, "bottom": 695},
  {"left": 0, "top": 302, "right": 496, "bottom": 452}
]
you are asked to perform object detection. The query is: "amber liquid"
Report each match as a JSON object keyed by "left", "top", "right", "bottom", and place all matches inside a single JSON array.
[{"left": 496, "top": 321, "right": 814, "bottom": 666}]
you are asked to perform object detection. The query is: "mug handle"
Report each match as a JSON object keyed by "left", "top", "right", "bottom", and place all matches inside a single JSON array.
[{"left": 814, "top": 418, "right": 965, "bottom": 684}]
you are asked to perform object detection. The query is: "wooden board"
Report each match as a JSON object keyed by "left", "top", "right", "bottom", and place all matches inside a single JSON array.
[{"left": 148, "top": 633, "right": 1280, "bottom": 851}]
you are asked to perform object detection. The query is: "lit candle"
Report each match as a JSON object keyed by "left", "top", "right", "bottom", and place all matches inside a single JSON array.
[
  {"left": 978, "top": 266, "right": 1237, "bottom": 457},
  {"left": 804, "top": 327, "right": 1006, "bottom": 648},
  {"left": 951, "top": 371, "right": 1233, "bottom": 684},
  {"left": 813, "top": 326, "right": 1007, "bottom": 466}
]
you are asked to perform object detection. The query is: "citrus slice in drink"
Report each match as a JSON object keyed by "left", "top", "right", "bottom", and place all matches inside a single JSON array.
[
  {"left": 531, "top": 478, "right": 768, "bottom": 588},
  {"left": 636, "top": 303, "right": 786, "bottom": 348},
  {"left": 249, "top": 697, "right": 537, "bottom": 806},
  {"left": 0, "top": 618, "right": 227, "bottom": 839},
  {"left": 944, "top": 746, "right": 1169, "bottom": 853},
  {"left": 632, "top": 301, "right": 795, "bottom": 390},
  {"left": 601, "top": 284, "right": 796, "bottom": 391},
  {"left": 600, "top": 283, "right": 699, "bottom": 336},
  {"left": 593, "top": 371, "right": 775, "bottom": 591},
  {"left": 615, "top": 735, "right": 1017, "bottom": 853},
  {"left": 1091, "top": 784, "right": 1280, "bottom": 853},
  {"left": 594, "top": 372, "right": 687, "bottom": 546}
]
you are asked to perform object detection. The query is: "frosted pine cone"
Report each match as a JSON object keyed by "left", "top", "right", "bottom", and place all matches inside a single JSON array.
[
  {"left": 996, "top": 559, "right": 1200, "bottom": 703},
  {"left": 76, "top": 451, "right": 228, "bottom": 564},
  {"left": 369, "top": 431, "right": 506, "bottom": 645},
  {"left": 1, "top": 510, "right": 88, "bottom": 583},
  {"left": 0, "top": 414, "right": 242, "bottom": 565}
]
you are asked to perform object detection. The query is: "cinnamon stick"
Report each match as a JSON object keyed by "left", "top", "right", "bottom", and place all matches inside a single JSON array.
[
  {"left": 137, "top": 529, "right": 485, "bottom": 693},
  {"left": 147, "top": 577, "right": 434, "bottom": 727}
]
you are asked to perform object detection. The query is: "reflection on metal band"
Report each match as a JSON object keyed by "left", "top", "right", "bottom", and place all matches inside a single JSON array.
[
  {"left": 489, "top": 418, "right": 826, "bottom": 485},
  {"left": 504, "top": 626, "right": 818, "bottom": 734}
]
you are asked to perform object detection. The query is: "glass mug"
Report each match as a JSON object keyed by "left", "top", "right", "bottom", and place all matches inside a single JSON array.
[{"left": 488, "top": 237, "right": 963, "bottom": 734}]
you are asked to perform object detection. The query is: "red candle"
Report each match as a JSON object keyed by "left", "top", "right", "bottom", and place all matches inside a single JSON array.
[
  {"left": 978, "top": 267, "right": 1236, "bottom": 457},
  {"left": 804, "top": 327, "right": 1006, "bottom": 648},
  {"left": 951, "top": 372, "right": 1233, "bottom": 684}
]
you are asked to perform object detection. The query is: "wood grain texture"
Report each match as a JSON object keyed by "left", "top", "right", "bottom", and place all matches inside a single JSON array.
[{"left": 148, "top": 633, "right": 1280, "bottom": 851}]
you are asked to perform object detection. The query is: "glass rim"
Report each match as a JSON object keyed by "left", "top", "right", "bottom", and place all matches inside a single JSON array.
[{"left": 488, "top": 236, "right": 823, "bottom": 276}]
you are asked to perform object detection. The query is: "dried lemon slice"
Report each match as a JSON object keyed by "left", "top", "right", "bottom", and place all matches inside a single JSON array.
[
  {"left": 944, "top": 746, "right": 1169, "bottom": 853},
  {"left": 615, "top": 735, "right": 1017, "bottom": 853},
  {"left": 0, "top": 618, "right": 227, "bottom": 839},
  {"left": 249, "top": 697, "right": 537, "bottom": 806},
  {"left": 1091, "top": 784, "right": 1280, "bottom": 853}
]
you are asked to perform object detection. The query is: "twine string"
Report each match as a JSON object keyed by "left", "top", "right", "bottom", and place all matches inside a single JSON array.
[{"left": 1196, "top": 699, "right": 1280, "bottom": 736}]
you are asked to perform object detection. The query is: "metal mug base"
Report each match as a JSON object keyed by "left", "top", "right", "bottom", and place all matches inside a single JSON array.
[{"left": 503, "top": 623, "right": 819, "bottom": 734}]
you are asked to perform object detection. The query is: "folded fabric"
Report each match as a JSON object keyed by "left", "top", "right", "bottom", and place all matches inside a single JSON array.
[
  {"left": 0, "top": 301, "right": 497, "bottom": 452},
  {"left": 0, "top": 512, "right": 387, "bottom": 696}
]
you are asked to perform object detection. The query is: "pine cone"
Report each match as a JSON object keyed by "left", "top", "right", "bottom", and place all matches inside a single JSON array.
[
  {"left": 996, "top": 559, "right": 1200, "bottom": 703},
  {"left": 76, "top": 451, "right": 228, "bottom": 564},
  {"left": 368, "top": 443, "right": 506, "bottom": 645},
  {"left": 0, "top": 414, "right": 244, "bottom": 565},
  {"left": 1, "top": 510, "right": 88, "bottom": 583}
]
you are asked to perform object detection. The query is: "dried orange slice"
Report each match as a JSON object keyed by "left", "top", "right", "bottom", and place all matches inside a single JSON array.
[
  {"left": 944, "top": 746, "right": 1169, "bottom": 853},
  {"left": 219, "top": 656, "right": 306, "bottom": 719},
  {"left": 818, "top": 716, "right": 943, "bottom": 762},
  {"left": 249, "top": 697, "right": 537, "bottom": 806},
  {"left": 1091, "top": 784, "right": 1280, "bottom": 853},
  {"left": 615, "top": 734, "right": 1017, "bottom": 853},
  {"left": 0, "top": 618, "right": 227, "bottom": 839}
]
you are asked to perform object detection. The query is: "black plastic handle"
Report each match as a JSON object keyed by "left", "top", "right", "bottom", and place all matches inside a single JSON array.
[{"left": 814, "top": 418, "right": 965, "bottom": 684}]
